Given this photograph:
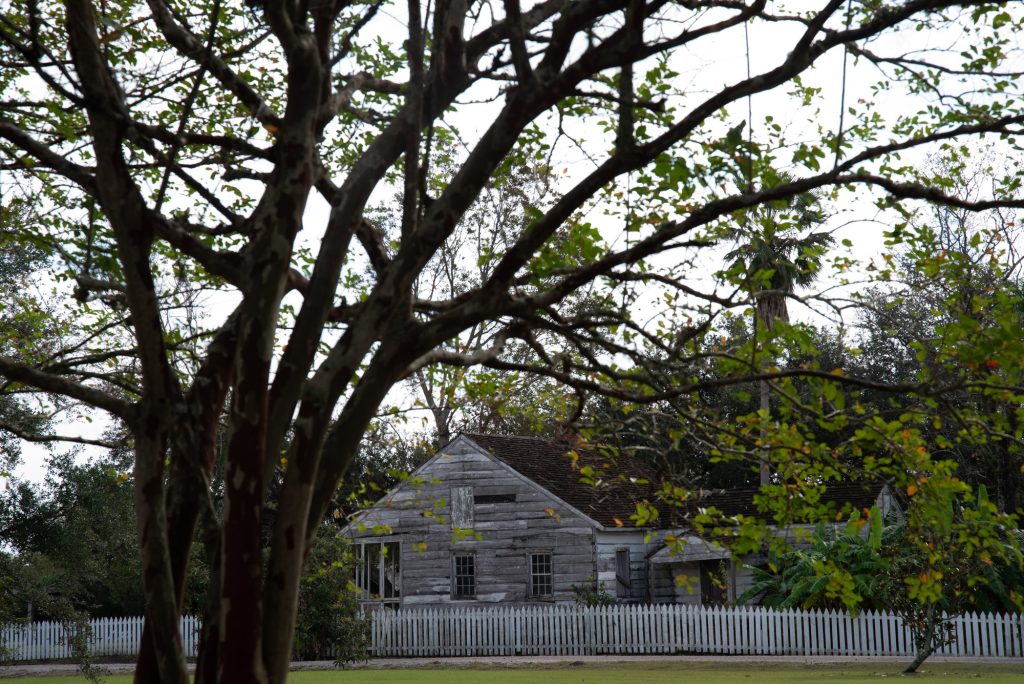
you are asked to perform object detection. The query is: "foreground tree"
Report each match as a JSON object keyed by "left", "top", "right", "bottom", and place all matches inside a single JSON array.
[
  {"left": 1, "top": 1, "right": 1024, "bottom": 682},
  {"left": 852, "top": 201, "right": 1024, "bottom": 515},
  {"left": 0, "top": 202, "right": 54, "bottom": 470},
  {"left": 739, "top": 496, "right": 1022, "bottom": 673}
]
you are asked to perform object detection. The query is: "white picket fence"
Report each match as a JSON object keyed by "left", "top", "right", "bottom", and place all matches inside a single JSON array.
[
  {"left": 1, "top": 615, "right": 200, "bottom": 662},
  {"left": 2, "top": 606, "right": 1022, "bottom": 662},
  {"left": 369, "top": 604, "right": 1024, "bottom": 658}
]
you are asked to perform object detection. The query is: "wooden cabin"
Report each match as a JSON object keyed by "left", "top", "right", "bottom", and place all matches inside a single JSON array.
[{"left": 342, "top": 433, "right": 898, "bottom": 609}]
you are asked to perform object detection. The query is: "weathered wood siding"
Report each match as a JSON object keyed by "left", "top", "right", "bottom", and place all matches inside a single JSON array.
[
  {"left": 346, "top": 436, "right": 599, "bottom": 607},
  {"left": 732, "top": 561, "right": 760, "bottom": 602},
  {"left": 594, "top": 530, "right": 655, "bottom": 602}
]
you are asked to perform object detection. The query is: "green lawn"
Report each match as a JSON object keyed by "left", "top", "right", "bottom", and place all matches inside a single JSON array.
[{"left": 9, "top": 664, "right": 1024, "bottom": 684}]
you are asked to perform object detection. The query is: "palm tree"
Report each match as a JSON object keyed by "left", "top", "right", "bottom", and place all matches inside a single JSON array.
[{"left": 725, "top": 188, "right": 833, "bottom": 484}]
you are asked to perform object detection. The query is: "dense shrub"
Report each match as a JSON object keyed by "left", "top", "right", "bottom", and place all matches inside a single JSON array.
[{"left": 293, "top": 524, "right": 370, "bottom": 664}]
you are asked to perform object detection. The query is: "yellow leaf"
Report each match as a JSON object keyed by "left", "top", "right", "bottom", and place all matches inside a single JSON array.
[
  {"left": 613, "top": 517, "right": 624, "bottom": 528},
  {"left": 907, "top": 484, "right": 918, "bottom": 496},
  {"left": 100, "top": 28, "right": 125, "bottom": 44}
]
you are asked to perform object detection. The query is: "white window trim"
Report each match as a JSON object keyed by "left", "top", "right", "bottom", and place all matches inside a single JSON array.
[
  {"left": 528, "top": 551, "right": 554, "bottom": 599},
  {"left": 451, "top": 551, "right": 476, "bottom": 600}
]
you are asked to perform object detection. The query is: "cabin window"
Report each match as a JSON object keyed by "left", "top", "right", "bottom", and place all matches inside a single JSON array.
[
  {"left": 529, "top": 552, "right": 553, "bottom": 598},
  {"left": 615, "top": 548, "right": 631, "bottom": 598},
  {"left": 451, "top": 486, "right": 474, "bottom": 529},
  {"left": 355, "top": 541, "right": 400, "bottom": 606},
  {"left": 699, "top": 560, "right": 726, "bottom": 606},
  {"left": 452, "top": 553, "right": 476, "bottom": 599}
]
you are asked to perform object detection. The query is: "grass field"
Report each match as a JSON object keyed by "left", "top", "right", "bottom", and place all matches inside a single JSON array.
[{"left": 7, "top": 663, "right": 1024, "bottom": 683}]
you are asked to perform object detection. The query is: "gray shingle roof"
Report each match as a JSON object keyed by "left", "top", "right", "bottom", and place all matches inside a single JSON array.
[
  {"left": 459, "top": 433, "right": 887, "bottom": 530},
  {"left": 677, "top": 483, "right": 886, "bottom": 519},
  {"left": 462, "top": 432, "right": 657, "bottom": 527}
]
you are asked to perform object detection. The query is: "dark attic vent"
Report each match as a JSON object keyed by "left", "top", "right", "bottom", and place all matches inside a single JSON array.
[{"left": 474, "top": 493, "right": 516, "bottom": 505}]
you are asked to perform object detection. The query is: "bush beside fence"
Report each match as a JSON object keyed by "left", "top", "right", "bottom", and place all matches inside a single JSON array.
[{"left": 2, "top": 605, "right": 1022, "bottom": 662}]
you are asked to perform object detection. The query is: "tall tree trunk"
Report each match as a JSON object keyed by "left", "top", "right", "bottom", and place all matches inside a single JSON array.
[
  {"left": 194, "top": 516, "right": 222, "bottom": 684},
  {"left": 759, "top": 377, "right": 770, "bottom": 485},
  {"left": 132, "top": 435, "right": 190, "bottom": 684},
  {"left": 756, "top": 302, "right": 773, "bottom": 486},
  {"left": 262, "top": 409, "right": 330, "bottom": 684},
  {"left": 133, "top": 461, "right": 203, "bottom": 684}
]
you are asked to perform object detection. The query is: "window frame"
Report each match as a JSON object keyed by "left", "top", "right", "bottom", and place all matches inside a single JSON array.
[
  {"left": 528, "top": 551, "right": 554, "bottom": 599},
  {"left": 451, "top": 552, "right": 476, "bottom": 600},
  {"left": 451, "top": 486, "right": 474, "bottom": 530},
  {"left": 355, "top": 540, "right": 401, "bottom": 607},
  {"left": 473, "top": 493, "right": 516, "bottom": 505}
]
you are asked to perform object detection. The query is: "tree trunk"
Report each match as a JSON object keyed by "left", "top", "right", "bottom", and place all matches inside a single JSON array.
[
  {"left": 132, "top": 436, "right": 190, "bottom": 684},
  {"left": 759, "top": 377, "right": 770, "bottom": 485},
  {"left": 194, "top": 516, "right": 222, "bottom": 684},
  {"left": 133, "top": 473, "right": 202, "bottom": 684},
  {"left": 262, "top": 410, "right": 329, "bottom": 684},
  {"left": 757, "top": 304, "right": 773, "bottom": 486},
  {"left": 904, "top": 605, "right": 938, "bottom": 674},
  {"left": 903, "top": 646, "right": 934, "bottom": 675}
]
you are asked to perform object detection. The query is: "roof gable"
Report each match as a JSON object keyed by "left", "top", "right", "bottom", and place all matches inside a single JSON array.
[{"left": 342, "top": 433, "right": 609, "bottom": 533}]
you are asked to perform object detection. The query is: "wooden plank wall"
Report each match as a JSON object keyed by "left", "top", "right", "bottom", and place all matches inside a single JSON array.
[{"left": 594, "top": 530, "right": 651, "bottom": 601}]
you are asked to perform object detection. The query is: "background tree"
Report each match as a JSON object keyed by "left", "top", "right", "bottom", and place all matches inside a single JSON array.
[
  {"left": 849, "top": 188, "right": 1024, "bottom": 515},
  {"left": 885, "top": 485, "right": 1023, "bottom": 673},
  {"left": 724, "top": 182, "right": 834, "bottom": 484},
  {"left": 332, "top": 422, "right": 431, "bottom": 517},
  {"left": 0, "top": 448, "right": 142, "bottom": 620},
  {"left": 0, "top": 198, "right": 59, "bottom": 471},
  {"left": 0, "top": 2, "right": 1023, "bottom": 683}
]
